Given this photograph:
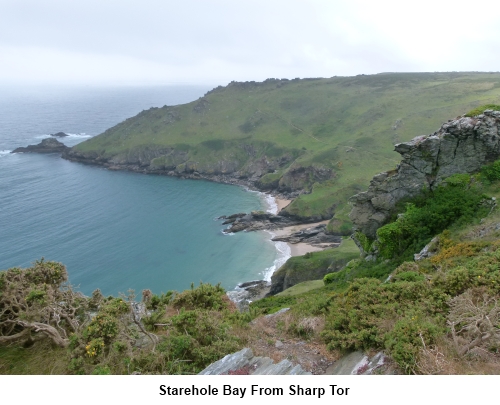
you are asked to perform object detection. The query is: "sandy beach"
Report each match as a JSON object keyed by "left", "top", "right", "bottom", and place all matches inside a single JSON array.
[{"left": 275, "top": 197, "right": 291, "bottom": 212}]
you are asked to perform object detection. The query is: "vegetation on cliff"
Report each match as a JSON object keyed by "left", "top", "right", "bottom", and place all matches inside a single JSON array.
[
  {"left": 67, "top": 72, "right": 500, "bottom": 224},
  {"left": 0, "top": 271, "right": 250, "bottom": 374},
  {"left": 253, "top": 169, "right": 500, "bottom": 374}
]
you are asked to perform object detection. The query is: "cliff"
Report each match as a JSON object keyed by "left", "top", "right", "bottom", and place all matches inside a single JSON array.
[
  {"left": 349, "top": 109, "right": 500, "bottom": 244},
  {"left": 63, "top": 72, "right": 500, "bottom": 221}
]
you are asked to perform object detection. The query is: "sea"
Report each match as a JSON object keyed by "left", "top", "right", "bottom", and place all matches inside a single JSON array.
[{"left": 0, "top": 84, "right": 290, "bottom": 297}]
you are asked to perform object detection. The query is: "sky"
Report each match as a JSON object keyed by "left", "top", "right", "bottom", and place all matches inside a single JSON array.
[{"left": 1, "top": 0, "right": 500, "bottom": 86}]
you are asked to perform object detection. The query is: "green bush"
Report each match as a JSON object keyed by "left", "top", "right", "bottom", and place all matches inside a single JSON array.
[
  {"left": 147, "top": 291, "right": 173, "bottom": 310},
  {"left": 354, "top": 231, "right": 373, "bottom": 253},
  {"left": 151, "top": 309, "right": 243, "bottom": 373},
  {"left": 391, "top": 271, "right": 425, "bottom": 283},
  {"left": 480, "top": 159, "right": 500, "bottom": 182},
  {"left": 376, "top": 183, "right": 488, "bottom": 259},
  {"left": 171, "top": 282, "right": 227, "bottom": 311},
  {"left": 384, "top": 316, "right": 443, "bottom": 374},
  {"left": 321, "top": 276, "right": 448, "bottom": 371},
  {"left": 444, "top": 173, "right": 472, "bottom": 188},
  {"left": 323, "top": 258, "right": 395, "bottom": 288}
]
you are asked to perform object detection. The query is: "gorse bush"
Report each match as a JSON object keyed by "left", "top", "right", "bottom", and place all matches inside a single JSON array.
[
  {"left": 320, "top": 276, "right": 448, "bottom": 373},
  {"left": 171, "top": 282, "right": 229, "bottom": 311},
  {"left": 384, "top": 316, "right": 443, "bottom": 374},
  {"left": 64, "top": 281, "right": 246, "bottom": 375}
]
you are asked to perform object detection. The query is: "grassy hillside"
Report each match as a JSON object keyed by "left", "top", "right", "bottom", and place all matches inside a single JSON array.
[{"left": 71, "top": 72, "right": 500, "bottom": 222}]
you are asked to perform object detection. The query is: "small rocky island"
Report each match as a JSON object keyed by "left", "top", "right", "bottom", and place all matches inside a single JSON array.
[
  {"left": 50, "top": 132, "right": 69, "bottom": 137},
  {"left": 12, "top": 138, "right": 70, "bottom": 154}
]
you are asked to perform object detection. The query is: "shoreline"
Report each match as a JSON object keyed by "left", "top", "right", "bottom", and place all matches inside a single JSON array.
[
  {"left": 275, "top": 197, "right": 291, "bottom": 212},
  {"left": 229, "top": 195, "right": 332, "bottom": 309},
  {"left": 274, "top": 221, "right": 329, "bottom": 257}
]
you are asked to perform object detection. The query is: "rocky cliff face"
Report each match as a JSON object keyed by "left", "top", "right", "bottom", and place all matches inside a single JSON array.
[
  {"left": 349, "top": 110, "right": 500, "bottom": 242},
  {"left": 64, "top": 143, "right": 332, "bottom": 202}
]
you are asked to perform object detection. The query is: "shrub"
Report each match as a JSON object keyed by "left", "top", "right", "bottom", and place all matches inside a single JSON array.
[
  {"left": 384, "top": 316, "right": 443, "bottom": 374},
  {"left": 391, "top": 271, "right": 425, "bottom": 283},
  {"left": 376, "top": 183, "right": 488, "bottom": 260},
  {"left": 354, "top": 231, "right": 373, "bottom": 253},
  {"left": 321, "top": 276, "right": 448, "bottom": 372},
  {"left": 0, "top": 259, "right": 87, "bottom": 348},
  {"left": 480, "top": 159, "right": 500, "bottom": 182},
  {"left": 171, "top": 282, "right": 228, "bottom": 311},
  {"left": 147, "top": 291, "right": 173, "bottom": 310}
]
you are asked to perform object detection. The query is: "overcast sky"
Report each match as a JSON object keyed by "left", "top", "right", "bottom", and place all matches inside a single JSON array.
[{"left": 1, "top": 0, "right": 499, "bottom": 86}]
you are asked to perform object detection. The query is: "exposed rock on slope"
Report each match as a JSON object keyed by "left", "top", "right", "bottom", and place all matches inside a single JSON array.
[
  {"left": 198, "top": 348, "right": 311, "bottom": 375},
  {"left": 349, "top": 110, "right": 500, "bottom": 241}
]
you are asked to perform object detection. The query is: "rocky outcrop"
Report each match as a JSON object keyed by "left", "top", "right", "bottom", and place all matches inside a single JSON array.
[
  {"left": 64, "top": 145, "right": 309, "bottom": 200},
  {"left": 350, "top": 110, "right": 500, "bottom": 241},
  {"left": 277, "top": 165, "right": 334, "bottom": 192},
  {"left": 198, "top": 348, "right": 311, "bottom": 375},
  {"left": 324, "top": 351, "right": 398, "bottom": 375},
  {"left": 51, "top": 132, "right": 68, "bottom": 137},
  {"left": 271, "top": 223, "right": 341, "bottom": 247},
  {"left": 12, "top": 138, "right": 70, "bottom": 154},
  {"left": 221, "top": 211, "right": 302, "bottom": 233},
  {"left": 226, "top": 280, "right": 271, "bottom": 312}
]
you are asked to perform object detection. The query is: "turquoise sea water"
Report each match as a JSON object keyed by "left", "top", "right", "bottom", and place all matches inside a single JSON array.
[{"left": 0, "top": 85, "right": 282, "bottom": 296}]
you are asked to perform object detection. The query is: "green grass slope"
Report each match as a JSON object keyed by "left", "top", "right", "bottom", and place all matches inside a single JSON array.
[{"left": 72, "top": 72, "right": 500, "bottom": 220}]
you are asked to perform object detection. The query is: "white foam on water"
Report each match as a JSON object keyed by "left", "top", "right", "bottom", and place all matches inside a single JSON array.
[
  {"left": 261, "top": 231, "right": 291, "bottom": 281},
  {"left": 36, "top": 133, "right": 92, "bottom": 140},
  {"left": 66, "top": 133, "right": 92, "bottom": 138},
  {"left": 0, "top": 150, "right": 12, "bottom": 157},
  {"left": 263, "top": 193, "right": 278, "bottom": 215},
  {"left": 226, "top": 285, "right": 248, "bottom": 304}
]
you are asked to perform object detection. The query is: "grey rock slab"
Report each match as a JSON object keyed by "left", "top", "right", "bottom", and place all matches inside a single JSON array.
[
  {"left": 198, "top": 348, "right": 254, "bottom": 375},
  {"left": 198, "top": 347, "right": 311, "bottom": 375},
  {"left": 325, "top": 351, "right": 367, "bottom": 375}
]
